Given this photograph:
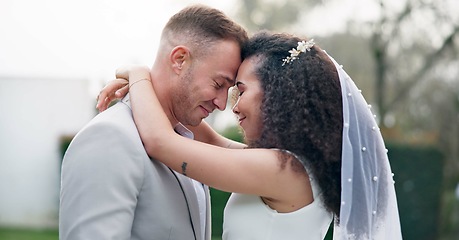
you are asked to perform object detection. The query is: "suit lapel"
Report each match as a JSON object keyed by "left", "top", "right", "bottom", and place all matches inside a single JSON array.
[
  {"left": 204, "top": 185, "right": 211, "bottom": 240},
  {"left": 124, "top": 100, "right": 206, "bottom": 240},
  {"left": 171, "top": 169, "right": 202, "bottom": 240}
]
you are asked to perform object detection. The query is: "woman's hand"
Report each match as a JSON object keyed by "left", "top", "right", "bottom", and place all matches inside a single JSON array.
[
  {"left": 96, "top": 65, "right": 151, "bottom": 112},
  {"left": 96, "top": 78, "right": 129, "bottom": 112}
]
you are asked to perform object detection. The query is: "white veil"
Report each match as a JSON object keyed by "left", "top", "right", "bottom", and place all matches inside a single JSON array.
[{"left": 325, "top": 52, "right": 403, "bottom": 240}]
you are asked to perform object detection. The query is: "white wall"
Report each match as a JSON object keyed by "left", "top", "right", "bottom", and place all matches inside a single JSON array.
[{"left": 0, "top": 77, "right": 95, "bottom": 228}]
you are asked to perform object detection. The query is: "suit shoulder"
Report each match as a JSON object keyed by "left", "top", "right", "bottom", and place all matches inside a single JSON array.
[
  {"left": 76, "top": 102, "right": 138, "bottom": 140},
  {"left": 63, "top": 102, "right": 146, "bottom": 165}
]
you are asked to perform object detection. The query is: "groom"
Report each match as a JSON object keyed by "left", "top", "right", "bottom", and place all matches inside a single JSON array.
[{"left": 59, "top": 5, "right": 247, "bottom": 240}]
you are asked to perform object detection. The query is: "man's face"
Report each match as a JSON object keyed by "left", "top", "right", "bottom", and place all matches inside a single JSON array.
[{"left": 171, "top": 40, "right": 241, "bottom": 126}]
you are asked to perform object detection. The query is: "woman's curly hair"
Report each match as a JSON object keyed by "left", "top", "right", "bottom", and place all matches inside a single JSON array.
[{"left": 241, "top": 31, "right": 343, "bottom": 218}]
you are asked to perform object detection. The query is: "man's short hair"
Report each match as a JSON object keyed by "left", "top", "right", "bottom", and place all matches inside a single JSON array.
[{"left": 162, "top": 4, "right": 248, "bottom": 56}]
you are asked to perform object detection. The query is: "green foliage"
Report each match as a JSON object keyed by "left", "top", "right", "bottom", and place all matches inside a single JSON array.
[
  {"left": 0, "top": 228, "right": 58, "bottom": 240},
  {"left": 439, "top": 189, "right": 459, "bottom": 239},
  {"left": 59, "top": 135, "right": 74, "bottom": 159},
  {"left": 210, "top": 188, "right": 231, "bottom": 238},
  {"left": 324, "top": 224, "right": 333, "bottom": 240},
  {"left": 387, "top": 142, "right": 444, "bottom": 240},
  {"left": 210, "top": 126, "right": 242, "bottom": 238},
  {"left": 219, "top": 125, "right": 244, "bottom": 143}
]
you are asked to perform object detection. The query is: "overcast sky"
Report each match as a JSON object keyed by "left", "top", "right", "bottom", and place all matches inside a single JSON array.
[
  {"left": 0, "top": 0, "right": 236, "bottom": 83},
  {"left": 0, "top": 0, "right": 384, "bottom": 83}
]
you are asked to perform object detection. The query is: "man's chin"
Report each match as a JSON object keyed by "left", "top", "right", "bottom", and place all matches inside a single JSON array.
[{"left": 182, "top": 118, "right": 203, "bottom": 127}]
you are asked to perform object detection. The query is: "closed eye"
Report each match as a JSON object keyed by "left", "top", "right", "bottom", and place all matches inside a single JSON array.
[
  {"left": 235, "top": 81, "right": 245, "bottom": 96},
  {"left": 214, "top": 80, "right": 224, "bottom": 89}
]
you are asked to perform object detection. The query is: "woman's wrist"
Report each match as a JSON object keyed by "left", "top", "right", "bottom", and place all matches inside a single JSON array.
[
  {"left": 129, "top": 78, "right": 150, "bottom": 88},
  {"left": 115, "top": 65, "right": 151, "bottom": 84},
  {"left": 128, "top": 67, "right": 150, "bottom": 83}
]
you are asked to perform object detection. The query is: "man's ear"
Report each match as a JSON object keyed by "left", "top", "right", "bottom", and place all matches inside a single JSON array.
[{"left": 170, "top": 46, "right": 190, "bottom": 75}]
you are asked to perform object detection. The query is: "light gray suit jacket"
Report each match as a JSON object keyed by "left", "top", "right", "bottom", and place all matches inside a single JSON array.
[{"left": 60, "top": 96, "right": 211, "bottom": 240}]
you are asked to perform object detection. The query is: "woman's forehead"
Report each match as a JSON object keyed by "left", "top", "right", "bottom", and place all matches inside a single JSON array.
[{"left": 236, "top": 58, "right": 258, "bottom": 83}]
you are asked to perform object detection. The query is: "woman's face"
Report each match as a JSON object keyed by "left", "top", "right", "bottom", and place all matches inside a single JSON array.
[{"left": 232, "top": 57, "right": 264, "bottom": 142}]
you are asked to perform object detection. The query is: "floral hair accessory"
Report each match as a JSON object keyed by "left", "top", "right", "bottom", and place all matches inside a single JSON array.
[{"left": 282, "top": 39, "right": 315, "bottom": 66}]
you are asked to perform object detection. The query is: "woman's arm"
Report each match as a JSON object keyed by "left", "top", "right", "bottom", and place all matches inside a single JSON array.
[
  {"left": 186, "top": 121, "right": 247, "bottom": 149},
  {"left": 96, "top": 69, "right": 247, "bottom": 149},
  {"left": 124, "top": 67, "right": 305, "bottom": 199}
]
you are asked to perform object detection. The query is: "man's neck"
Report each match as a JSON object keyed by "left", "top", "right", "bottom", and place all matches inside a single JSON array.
[{"left": 150, "top": 72, "right": 179, "bottom": 127}]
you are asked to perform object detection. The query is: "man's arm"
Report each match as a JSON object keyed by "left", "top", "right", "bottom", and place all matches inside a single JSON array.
[{"left": 59, "top": 120, "right": 144, "bottom": 239}]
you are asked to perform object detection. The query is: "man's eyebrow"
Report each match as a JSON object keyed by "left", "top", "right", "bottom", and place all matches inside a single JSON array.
[{"left": 219, "top": 74, "right": 235, "bottom": 86}]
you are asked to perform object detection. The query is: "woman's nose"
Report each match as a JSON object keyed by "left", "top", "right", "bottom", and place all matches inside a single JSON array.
[{"left": 232, "top": 98, "right": 240, "bottom": 114}]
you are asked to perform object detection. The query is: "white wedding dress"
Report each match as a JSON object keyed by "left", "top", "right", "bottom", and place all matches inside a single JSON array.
[{"left": 222, "top": 168, "right": 333, "bottom": 240}]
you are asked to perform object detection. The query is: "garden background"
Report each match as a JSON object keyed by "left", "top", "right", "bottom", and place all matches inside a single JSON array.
[{"left": 1, "top": 0, "right": 458, "bottom": 239}]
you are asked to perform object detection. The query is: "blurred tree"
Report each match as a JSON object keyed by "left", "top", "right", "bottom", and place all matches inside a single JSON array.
[
  {"left": 360, "top": 4, "right": 459, "bottom": 238},
  {"left": 236, "top": 0, "right": 459, "bottom": 128},
  {"left": 235, "top": 0, "right": 321, "bottom": 32},
  {"left": 365, "top": 0, "right": 459, "bottom": 129}
]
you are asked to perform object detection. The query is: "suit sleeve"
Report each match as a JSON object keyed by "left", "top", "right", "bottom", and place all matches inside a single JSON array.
[{"left": 59, "top": 120, "right": 145, "bottom": 240}]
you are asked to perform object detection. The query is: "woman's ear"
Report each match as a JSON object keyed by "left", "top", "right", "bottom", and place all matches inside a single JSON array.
[{"left": 170, "top": 46, "right": 190, "bottom": 75}]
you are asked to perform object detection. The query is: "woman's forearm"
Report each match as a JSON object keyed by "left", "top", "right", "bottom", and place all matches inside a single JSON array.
[{"left": 187, "top": 121, "right": 247, "bottom": 149}]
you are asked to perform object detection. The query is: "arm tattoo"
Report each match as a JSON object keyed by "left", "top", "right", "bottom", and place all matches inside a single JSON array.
[{"left": 181, "top": 162, "right": 188, "bottom": 176}]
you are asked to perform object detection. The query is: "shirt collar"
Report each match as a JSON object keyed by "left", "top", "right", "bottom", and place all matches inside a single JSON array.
[{"left": 174, "top": 123, "right": 194, "bottom": 139}]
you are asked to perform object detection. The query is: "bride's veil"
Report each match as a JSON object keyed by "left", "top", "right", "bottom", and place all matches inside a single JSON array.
[{"left": 326, "top": 52, "right": 403, "bottom": 240}]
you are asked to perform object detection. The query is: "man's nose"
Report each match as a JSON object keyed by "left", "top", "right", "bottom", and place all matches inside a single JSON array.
[{"left": 213, "top": 93, "right": 228, "bottom": 111}]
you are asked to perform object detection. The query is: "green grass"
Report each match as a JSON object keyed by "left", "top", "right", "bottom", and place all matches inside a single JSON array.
[
  {"left": 0, "top": 227, "right": 224, "bottom": 240},
  {"left": 0, "top": 228, "right": 58, "bottom": 240}
]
